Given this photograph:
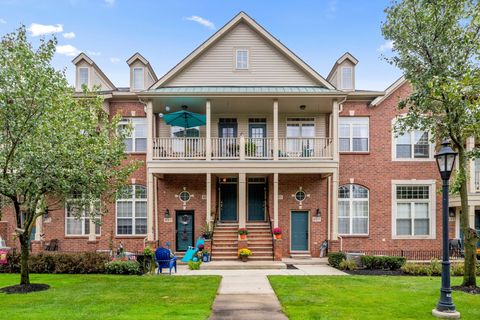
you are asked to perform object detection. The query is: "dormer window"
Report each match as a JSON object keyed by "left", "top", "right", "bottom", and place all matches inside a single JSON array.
[
  {"left": 236, "top": 49, "right": 249, "bottom": 70},
  {"left": 341, "top": 66, "right": 353, "bottom": 90},
  {"left": 133, "top": 68, "right": 144, "bottom": 91},
  {"left": 79, "top": 67, "right": 89, "bottom": 87}
]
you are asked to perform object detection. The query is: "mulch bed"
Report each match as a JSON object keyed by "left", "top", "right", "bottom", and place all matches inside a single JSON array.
[
  {"left": 452, "top": 285, "right": 480, "bottom": 295},
  {"left": 0, "top": 284, "right": 50, "bottom": 294},
  {"left": 345, "top": 269, "right": 406, "bottom": 276}
]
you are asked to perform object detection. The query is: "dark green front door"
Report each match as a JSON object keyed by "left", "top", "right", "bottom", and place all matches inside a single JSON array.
[
  {"left": 220, "top": 184, "right": 237, "bottom": 221},
  {"left": 176, "top": 211, "right": 194, "bottom": 252},
  {"left": 291, "top": 211, "right": 309, "bottom": 251},
  {"left": 248, "top": 183, "right": 265, "bottom": 221}
]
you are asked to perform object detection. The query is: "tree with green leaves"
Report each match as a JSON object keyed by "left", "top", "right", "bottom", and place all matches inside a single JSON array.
[
  {"left": 0, "top": 26, "right": 138, "bottom": 288},
  {"left": 383, "top": 0, "right": 480, "bottom": 287}
]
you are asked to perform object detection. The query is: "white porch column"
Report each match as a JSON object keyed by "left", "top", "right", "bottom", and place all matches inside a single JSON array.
[
  {"left": 238, "top": 173, "right": 247, "bottom": 228},
  {"left": 331, "top": 169, "right": 339, "bottom": 240},
  {"left": 332, "top": 100, "right": 339, "bottom": 161},
  {"left": 467, "top": 136, "right": 475, "bottom": 193},
  {"left": 206, "top": 100, "right": 211, "bottom": 161},
  {"left": 273, "top": 173, "right": 279, "bottom": 228},
  {"left": 239, "top": 134, "right": 246, "bottom": 161},
  {"left": 206, "top": 173, "right": 212, "bottom": 224},
  {"left": 34, "top": 215, "right": 43, "bottom": 241},
  {"left": 146, "top": 100, "right": 153, "bottom": 162},
  {"left": 147, "top": 172, "right": 154, "bottom": 241},
  {"left": 273, "top": 99, "right": 279, "bottom": 161}
]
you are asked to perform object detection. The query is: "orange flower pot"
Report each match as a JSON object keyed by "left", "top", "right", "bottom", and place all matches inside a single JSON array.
[
  {"left": 274, "top": 234, "right": 282, "bottom": 240},
  {"left": 240, "top": 234, "right": 246, "bottom": 240}
]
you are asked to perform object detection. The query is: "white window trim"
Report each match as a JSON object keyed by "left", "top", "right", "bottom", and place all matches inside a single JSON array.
[
  {"left": 78, "top": 67, "right": 89, "bottom": 89},
  {"left": 391, "top": 118, "right": 435, "bottom": 161},
  {"left": 115, "top": 185, "right": 147, "bottom": 236},
  {"left": 339, "top": 117, "right": 370, "bottom": 153},
  {"left": 338, "top": 184, "right": 369, "bottom": 236},
  {"left": 235, "top": 48, "right": 249, "bottom": 70},
  {"left": 340, "top": 66, "right": 353, "bottom": 90},
  {"left": 132, "top": 67, "right": 144, "bottom": 91},
  {"left": 119, "top": 118, "right": 147, "bottom": 153},
  {"left": 286, "top": 118, "right": 316, "bottom": 138},
  {"left": 64, "top": 201, "right": 101, "bottom": 237},
  {"left": 391, "top": 180, "right": 436, "bottom": 240}
]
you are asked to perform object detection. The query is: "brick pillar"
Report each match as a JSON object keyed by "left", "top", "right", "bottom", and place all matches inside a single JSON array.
[
  {"left": 329, "top": 240, "right": 340, "bottom": 252},
  {"left": 204, "top": 239, "right": 212, "bottom": 252},
  {"left": 274, "top": 238, "right": 283, "bottom": 261},
  {"left": 31, "top": 241, "right": 43, "bottom": 253}
]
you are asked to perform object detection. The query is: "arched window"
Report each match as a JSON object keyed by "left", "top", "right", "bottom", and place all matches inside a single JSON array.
[
  {"left": 338, "top": 184, "right": 369, "bottom": 235},
  {"left": 116, "top": 185, "right": 147, "bottom": 235}
]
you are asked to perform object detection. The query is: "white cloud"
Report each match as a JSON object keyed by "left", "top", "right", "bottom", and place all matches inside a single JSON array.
[
  {"left": 185, "top": 16, "right": 215, "bottom": 29},
  {"left": 63, "top": 32, "right": 75, "bottom": 39},
  {"left": 105, "top": 0, "right": 115, "bottom": 6},
  {"left": 378, "top": 40, "right": 394, "bottom": 52},
  {"left": 110, "top": 57, "right": 120, "bottom": 64},
  {"left": 0, "top": 18, "right": 6, "bottom": 24},
  {"left": 56, "top": 44, "right": 80, "bottom": 57},
  {"left": 87, "top": 50, "right": 101, "bottom": 56},
  {"left": 28, "top": 23, "right": 63, "bottom": 36}
]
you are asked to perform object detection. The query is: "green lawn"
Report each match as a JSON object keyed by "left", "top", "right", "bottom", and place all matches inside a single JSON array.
[
  {"left": 0, "top": 274, "right": 220, "bottom": 320},
  {"left": 269, "top": 276, "right": 480, "bottom": 320}
]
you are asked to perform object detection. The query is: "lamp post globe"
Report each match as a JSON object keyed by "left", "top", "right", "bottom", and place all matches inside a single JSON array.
[{"left": 432, "top": 139, "right": 460, "bottom": 319}]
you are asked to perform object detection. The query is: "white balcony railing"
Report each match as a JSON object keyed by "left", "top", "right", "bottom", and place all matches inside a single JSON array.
[
  {"left": 153, "top": 137, "right": 206, "bottom": 159},
  {"left": 278, "top": 137, "right": 332, "bottom": 159},
  {"left": 152, "top": 137, "right": 333, "bottom": 160}
]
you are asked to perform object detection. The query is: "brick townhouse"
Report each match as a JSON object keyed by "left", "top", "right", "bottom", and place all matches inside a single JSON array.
[{"left": 1, "top": 12, "right": 477, "bottom": 260}]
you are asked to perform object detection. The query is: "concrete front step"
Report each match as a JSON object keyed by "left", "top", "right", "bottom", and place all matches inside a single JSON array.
[{"left": 202, "top": 261, "right": 286, "bottom": 269}]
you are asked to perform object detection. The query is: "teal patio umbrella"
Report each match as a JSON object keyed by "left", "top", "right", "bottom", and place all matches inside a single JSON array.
[{"left": 163, "top": 105, "right": 206, "bottom": 134}]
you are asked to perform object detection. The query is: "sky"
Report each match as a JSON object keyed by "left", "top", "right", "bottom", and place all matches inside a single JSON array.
[{"left": 0, "top": 0, "right": 401, "bottom": 90}]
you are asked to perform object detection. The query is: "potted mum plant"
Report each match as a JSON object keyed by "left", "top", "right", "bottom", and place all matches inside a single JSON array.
[
  {"left": 273, "top": 227, "right": 282, "bottom": 239},
  {"left": 238, "top": 248, "right": 252, "bottom": 262},
  {"left": 238, "top": 228, "right": 249, "bottom": 240}
]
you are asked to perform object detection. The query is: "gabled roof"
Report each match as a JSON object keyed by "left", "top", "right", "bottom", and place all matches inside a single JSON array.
[
  {"left": 71, "top": 53, "right": 117, "bottom": 90},
  {"left": 327, "top": 52, "right": 359, "bottom": 81},
  {"left": 126, "top": 52, "right": 158, "bottom": 81},
  {"left": 150, "top": 11, "right": 334, "bottom": 90},
  {"left": 370, "top": 76, "right": 407, "bottom": 107}
]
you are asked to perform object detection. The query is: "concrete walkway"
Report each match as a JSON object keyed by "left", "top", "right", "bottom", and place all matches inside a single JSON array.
[{"left": 170, "top": 263, "right": 346, "bottom": 319}]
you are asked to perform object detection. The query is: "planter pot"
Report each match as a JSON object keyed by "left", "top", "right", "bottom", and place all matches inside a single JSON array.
[
  {"left": 239, "top": 234, "right": 246, "bottom": 240},
  {"left": 240, "top": 256, "right": 248, "bottom": 262},
  {"left": 274, "top": 234, "right": 282, "bottom": 240},
  {"left": 202, "top": 253, "right": 210, "bottom": 262}
]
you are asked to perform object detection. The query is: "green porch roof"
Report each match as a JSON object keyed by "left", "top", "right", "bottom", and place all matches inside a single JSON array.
[{"left": 145, "top": 86, "right": 339, "bottom": 94}]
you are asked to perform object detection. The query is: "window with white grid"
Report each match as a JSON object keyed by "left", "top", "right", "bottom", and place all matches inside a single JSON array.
[
  {"left": 338, "top": 184, "right": 369, "bottom": 235},
  {"left": 395, "top": 130, "right": 431, "bottom": 159},
  {"left": 65, "top": 197, "right": 101, "bottom": 236},
  {"left": 79, "top": 67, "right": 89, "bottom": 87},
  {"left": 116, "top": 185, "right": 147, "bottom": 235},
  {"left": 339, "top": 117, "right": 369, "bottom": 152},
  {"left": 394, "top": 185, "right": 431, "bottom": 237},
  {"left": 236, "top": 49, "right": 249, "bottom": 70},
  {"left": 133, "top": 68, "right": 144, "bottom": 91},
  {"left": 118, "top": 118, "right": 147, "bottom": 152}
]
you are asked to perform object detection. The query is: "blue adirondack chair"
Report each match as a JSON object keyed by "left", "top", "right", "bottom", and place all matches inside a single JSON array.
[{"left": 154, "top": 247, "right": 177, "bottom": 275}]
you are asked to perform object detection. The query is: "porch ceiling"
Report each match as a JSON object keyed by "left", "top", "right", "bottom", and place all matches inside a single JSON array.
[{"left": 151, "top": 96, "right": 337, "bottom": 114}]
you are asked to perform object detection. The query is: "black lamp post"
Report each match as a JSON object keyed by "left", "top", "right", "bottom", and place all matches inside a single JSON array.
[{"left": 432, "top": 140, "right": 460, "bottom": 318}]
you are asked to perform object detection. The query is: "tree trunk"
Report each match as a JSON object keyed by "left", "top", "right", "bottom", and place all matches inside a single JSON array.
[
  {"left": 19, "top": 234, "right": 30, "bottom": 285},
  {"left": 458, "top": 149, "right": 478, "bottom": 287}
]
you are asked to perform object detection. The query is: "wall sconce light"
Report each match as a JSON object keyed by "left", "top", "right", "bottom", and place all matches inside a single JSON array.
[
  {"left": 448, "top": 208, "right": 456, "bottom": 218},
  {"left": 316, "top": 208, "right": 321, "bottom": 217},
  {"left": 165, "top": 209, "right": 170, "bottom": 218},
  {"left": 299, "top": 105, "right": 306, "bottom": 111}
]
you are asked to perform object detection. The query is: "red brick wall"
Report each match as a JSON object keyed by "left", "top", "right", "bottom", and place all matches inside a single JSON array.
[
  {"left": 157, "top": 174, "right": 207, "bottom": 252},
  {"left": 338, "top": 82, "right": 442, "bottom": 252},
  {"left": 270, "top": 174, "right": 328, "bottom": 257}
]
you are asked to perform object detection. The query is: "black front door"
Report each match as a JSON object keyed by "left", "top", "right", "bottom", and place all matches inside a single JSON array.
[
  {"left": 220, "top": 183, "right": 237, "bottom": 221},
  {"left": 176, "top": 211, "right": 194, "bottom": 252},
  {"left": 248, "top": 182, "right": 265, "bottom": 221}
]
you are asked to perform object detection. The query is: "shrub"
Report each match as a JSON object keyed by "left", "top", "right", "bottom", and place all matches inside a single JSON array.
[
  {"left": 0, "top": 251, "right": 110, "bottom": 274},
  {"left": 238, "top": 248, "right": 252, "bottom": 257},
  {"left": 339, "top": 259, "right": 357, "bottom": 271},
  {"left": 328, "top": 252, "right": 346, "bottom": 268},
  {"left": 360, "top": 255, "right": 406, "bottom": 270},
  {"left": 451, "top": 263, "right": 464, "bottom": 276},
  {"left": 105, "top": 260, "right": 140, "bottom": 275},
  {"left": 429, "top": 259, "right": 441, "bottom": 276},
  {"left": 401, "top": 262, "right": 432, "bottom": 276},
  {"left": 188, "top": 260, "right": 202, "bottom": 270},
  {"left": 401, "top": 260, "right": 456, "bottom": 276}
]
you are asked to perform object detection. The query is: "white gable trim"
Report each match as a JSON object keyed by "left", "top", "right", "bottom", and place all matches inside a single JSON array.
[
  {"left": 370, "top": 76, "right": 407, "bottom": 107},
  {"left": 71, "top": 53, "right": 116, "bottom": 90},
  {"left": 151, "top": 12, "right": 334, "bottom": 89}
]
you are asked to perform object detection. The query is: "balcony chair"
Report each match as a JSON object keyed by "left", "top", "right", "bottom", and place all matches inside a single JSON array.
[
  {"left": 44, "top": 239, "right": 59, "bottom": 251},
  {"left": 154, "top": 247, "right": 177, "bottom": 275}
]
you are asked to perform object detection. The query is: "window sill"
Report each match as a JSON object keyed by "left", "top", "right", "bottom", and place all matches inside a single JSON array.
[
  {"left": 392, "top": 235, "right": 435, "bottom": 240},
  {"left": 340, "top": 152, "right": 370, "bottom": 155},
  {"left": 338, "top": 234, "right": 369, "bottom": 238},
  {"left": 115, "top": 235, "right": 147, "bottom": 239},
  {"left": 64, "top": 235, "right": 101, "bottom": 239},
  {"left": 392, "top": 158, "right": 435, "bottom": 162}
]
